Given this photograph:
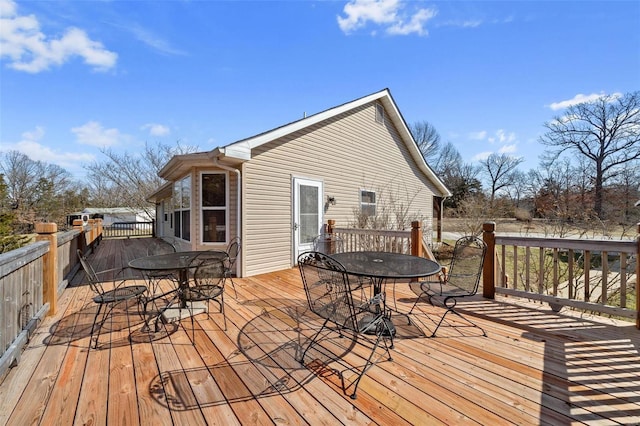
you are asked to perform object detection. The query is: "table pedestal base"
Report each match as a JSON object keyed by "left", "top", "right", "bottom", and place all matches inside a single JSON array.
[{"left": 161, "top": 301, "right": 208, "bottom": 322}]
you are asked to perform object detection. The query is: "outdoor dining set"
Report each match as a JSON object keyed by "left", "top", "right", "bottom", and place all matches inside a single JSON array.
[{"left": 77, "top": 233, "right": 487, "bottom": 400}]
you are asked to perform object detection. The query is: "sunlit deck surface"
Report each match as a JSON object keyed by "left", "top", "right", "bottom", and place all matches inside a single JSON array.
[{"left": 1, "top": 237, "right": 639, "bottom": 425}]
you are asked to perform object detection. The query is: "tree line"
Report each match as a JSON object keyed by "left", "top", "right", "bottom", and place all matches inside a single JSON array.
[
  {"left": 413, "top": 91, "right": 640, "bottom": 235},
  {"left": 1, "top": 91, "right": 639, "bottom": 252}
]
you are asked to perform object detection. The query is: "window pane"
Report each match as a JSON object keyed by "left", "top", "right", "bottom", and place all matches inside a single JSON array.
[
  {"left": 300, "top": 185, "right": 318, "bottom": 243},
  {"left": 181, "top": 176, "right": 191, "bottom": 208},
  {"left": 174, "top": 212, "right": 180, "bottom": 237},
  {"left": 300, "top": 185, "right": 318, "bottom": 213},
  {"left": 362, "top": 204, "right": 376, "bottom": 216},
  {"left": 202, "top": 174, "right": 226, "bottom": 207},
  {"left": 181, "top": 210, "right": 190, "bottom": 241},
  {"left": 203, "top": 210, "right": 226, "bottom": 242},
  {"left": 361, "top": 190, "right": 375, "bottom": 204}
]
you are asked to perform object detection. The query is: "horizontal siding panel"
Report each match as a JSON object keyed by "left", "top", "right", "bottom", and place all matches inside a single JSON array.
[{"left": 243, "top": 102, "right": 436, "bottom": 276}]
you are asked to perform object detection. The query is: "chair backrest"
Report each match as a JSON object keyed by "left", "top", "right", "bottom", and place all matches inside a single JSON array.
[
  {"left": 193, "top": 257, "right": 226, "bottom": 287},
  {"left": 312, "top": 233, "right": 344, "bottom": 254},
  {"left": 226, "top": 237, "right": 241, "bottom": 268},
  {"left": 446, "top": 236, "right": 487, "bottom": 295},
  {"left": 147, "top": 240, "right": 176, "bottom": 256},
  {"left": 297, "top": 251, "right": 357, "bottom": 332},
  {"left": 77, "top": 249, "right": 105, "bottom": 296}
]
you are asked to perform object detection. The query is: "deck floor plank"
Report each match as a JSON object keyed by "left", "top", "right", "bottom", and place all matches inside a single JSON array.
[{"left": 2, "top": 237, "right": 640, "bottom": 425}]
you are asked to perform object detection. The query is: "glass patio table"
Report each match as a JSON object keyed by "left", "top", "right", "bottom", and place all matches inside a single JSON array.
[
  {"left": 129, "top": 250, "right": 228, "bottom": 328},
  {"left": 331, "top": 251, "right": 441, "bottom": 296},
  {"left": 331, "top": 251, "right": 441, "bottom": 335}
]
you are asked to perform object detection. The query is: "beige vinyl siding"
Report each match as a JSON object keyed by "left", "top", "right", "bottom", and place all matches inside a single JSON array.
[{"left": 243, "top": 102, "right": 436, "bottom": 276}]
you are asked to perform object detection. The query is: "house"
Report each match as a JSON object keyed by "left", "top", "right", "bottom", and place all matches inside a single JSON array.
[{"left": 147, "top": 89, "right": 451, "bottom": 277}]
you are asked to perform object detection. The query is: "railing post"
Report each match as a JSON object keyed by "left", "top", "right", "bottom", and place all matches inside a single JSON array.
[
  {"left": 327, "top": 220, "right": 336, "bottom": 253},
  {"left": 483, "top": 221, "right": 496, "bottom": 299},
  {"left": 636, "top": 223, "right": 639, "bottom": 329},
  {"left": 35, "top": 223, "right": 58, "bottom": 316},
  {"left": 73, "top": 219, "right": 87, "bottom": 255},
  {"left": 411, "top": 221, "right": 422, "bottom": 257}
]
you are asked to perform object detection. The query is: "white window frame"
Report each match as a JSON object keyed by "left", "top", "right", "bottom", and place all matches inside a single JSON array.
[
  {"left": 360, "top": 189, "right": 376, "bottom": 216},
  {"left": 200, "top": 171, "right": 229, "bottom": 244}
]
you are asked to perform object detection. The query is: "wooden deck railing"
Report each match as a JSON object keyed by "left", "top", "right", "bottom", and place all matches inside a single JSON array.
[
  {"left": 103, "top": 221, "right": 154, "bottom": 239},
  {"left": 482, "top": 222, "right": 640, "bottom": 329},
  {"left": 327, "top": 220, "right": 427, "bottom": 257},
  {"left": 0, "top": 220, "right": 103, "bottom": 379}
]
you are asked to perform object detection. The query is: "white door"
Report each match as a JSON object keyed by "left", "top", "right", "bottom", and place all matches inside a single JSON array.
[{"left": 293, "top": 178, "right": 323, "bottom": 261}]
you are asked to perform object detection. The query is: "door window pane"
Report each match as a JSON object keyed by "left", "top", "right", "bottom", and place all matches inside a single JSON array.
[{"left": 300, "top": 185, "right": 318, "bottom": 244}]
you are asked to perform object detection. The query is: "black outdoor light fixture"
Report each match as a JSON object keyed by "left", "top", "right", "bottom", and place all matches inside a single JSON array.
[{"left": 327, "top": 196, "right": 336, "bottom": 206}]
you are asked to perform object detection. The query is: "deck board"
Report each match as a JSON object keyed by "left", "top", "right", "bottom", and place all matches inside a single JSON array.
[{"left": 1, "top": 237, "right": 639, "bottom": 425}]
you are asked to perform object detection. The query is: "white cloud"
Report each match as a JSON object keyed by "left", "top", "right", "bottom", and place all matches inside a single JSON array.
[
  {"left": 468, "top": 130, "right": 487, "bottom": 140},
  {"left": 337, "top": 0, "right": 437, "bottom": 36},
  {"left": 0, "top": 0, "right": 117, "bottom": 73},
  {"left": 498, "top": 144, "right": 517, "bottom": 154},
  {"left": 387, "top": 8, "right": 437, "bottom": 36},
  {"left": 438, "top": 19, "right": 482, "bottom": 28},
  {"left": 471, "top": 151, "right": 492, "bottom": 162},
  {"left": 548, "top": 92, "right": 623, "bottom": 111},
  {"left": 129, "top": 24, "right": 186, "bottom": 56},
  {"left": 488, "top": 129, "right": 516, "bottom": 144},
  {"left": 2, "top": 126, "right": 95, "bottom": 174},
  {"left": 142, "top": 123, "right": 170, "bottom": 136},
  {"left": 72, "top": 121, "right": 124, "bottom": 147}
]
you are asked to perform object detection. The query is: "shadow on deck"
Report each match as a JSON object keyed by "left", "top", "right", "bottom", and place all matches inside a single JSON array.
[{"left": 1, "top": 237, "right": 639, "bottom": 425}]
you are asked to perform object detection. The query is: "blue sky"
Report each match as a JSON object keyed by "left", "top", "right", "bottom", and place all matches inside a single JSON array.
[{"left": 1, "top": 0, "right": 639, "bottom": 180}]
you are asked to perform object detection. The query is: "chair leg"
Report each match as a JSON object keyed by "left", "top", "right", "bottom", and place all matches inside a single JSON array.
[
  {"left": 298, "top": 318, "right": 331, "bottom": 364},
  {"left": 431, "top": 297, "right": 486, "bottom": 337},
  {"left": 349, "top": 325, "right": 391, "bottom": 400},
  {"left": 90, "top": 303, "right": 104, "bottom": 349}
]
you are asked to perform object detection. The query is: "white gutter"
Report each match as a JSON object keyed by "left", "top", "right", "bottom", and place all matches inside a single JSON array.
[{"left": 212, "top": 156, "right": 242, "bottom": 274}]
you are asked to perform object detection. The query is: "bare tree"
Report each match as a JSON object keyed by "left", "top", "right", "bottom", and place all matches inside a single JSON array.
[
  {"left": 539, "top": 91, "right": 640, "bottom": 218},
  {"left": 86, "top": 141, "right": 197, "bottom": 216},
  {"left": 410, "top": 121, "right": 441, "bottom": 165},
  {"left": 479, "top": 153, "right": 524, "bottom": 208}
]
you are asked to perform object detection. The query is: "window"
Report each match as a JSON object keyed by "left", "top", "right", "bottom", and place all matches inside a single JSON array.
[
  {"left": 174, "top": 176, "right": 191, "bottom": 241},
  {"left": 360, "top": 190, "right": 376, "bottom": 216},
  {"left": 201, "top": 172, "right": 227, "bottom": 243},
  {"left": 375, "top": 103, "right": 384, "bottom": 124}
]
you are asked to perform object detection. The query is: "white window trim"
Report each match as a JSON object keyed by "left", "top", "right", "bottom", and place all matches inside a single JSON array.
[
  {"left": 360, "top": 188, "right": 376, "bottom": 216},
  {"left": 200, "top": 170, "right": 229, "bottom": 245}
]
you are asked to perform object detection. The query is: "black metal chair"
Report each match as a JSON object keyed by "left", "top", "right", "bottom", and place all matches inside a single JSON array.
[
  {"left": 224, "top": 237, "right": 241, "bottom": 298},
  {"left": 181, "top": 253, "right": 227, "bottom": 344},
  {"left": 312, "top": 233, "right": 344, "bottom": 254},
  {"left": 77, "top": 250, "right": 148, "bottom": 348},
  {"left": 408, "top": 236, "right": 487, "bottom": 337},
  {"left": 297, "top": 251, "right": 394, "bottom": 399},
  {"left": 145, "top": 239, "right": 178, "bottom": 294}
]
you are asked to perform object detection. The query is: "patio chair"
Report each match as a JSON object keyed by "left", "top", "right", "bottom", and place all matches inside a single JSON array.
[
  {"left": 297, "top": 251, "right": 394, "bottom": 400},
  {"left": 408, "top": 236, "right": 487, "bottom": 337},
  {"left": 313, "top": 233, "right": 344, "bottom": 254},
  {"left": 224, "top": 237, "right": 241, "bottom": 298},
  {"left": 182, "top": 254, "right": 227, "bottom": 344},
  {"left": 145, "top": 239, "right": 178, "bottom": 294},
  {"left": 77, "top": 249, "right": 148, "bottom": 349}
]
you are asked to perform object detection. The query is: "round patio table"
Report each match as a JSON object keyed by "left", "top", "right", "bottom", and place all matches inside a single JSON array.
[
  {"left": 129, "top": 250, "right": 228, "bottom": 329},
  {"left": 331, "top": 251, "right": 441, "bottom": 295}
]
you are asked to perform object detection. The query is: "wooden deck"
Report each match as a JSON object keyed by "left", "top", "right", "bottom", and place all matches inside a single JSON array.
[{"left": 1, "top": 237, "right": 639, "bottom": 425}]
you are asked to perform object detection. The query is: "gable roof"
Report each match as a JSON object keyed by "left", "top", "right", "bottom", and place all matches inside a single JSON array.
[{"left": 157, "top": 89, "right": 451, "bottom": 198}]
